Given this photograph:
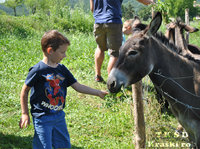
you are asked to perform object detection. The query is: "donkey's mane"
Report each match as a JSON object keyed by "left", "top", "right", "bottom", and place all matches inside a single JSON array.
[
  {"left": 133, "top": 23, "right": 182, "bottom": 54},
  {"left": 154, "top": 31, "right": 182, "bottom": 54},
  {"left": 133, "top": 22, "right": 200, "bottom": 63},
  {"left": 154, "top": 31, "right": 200, "bottom": 64}
]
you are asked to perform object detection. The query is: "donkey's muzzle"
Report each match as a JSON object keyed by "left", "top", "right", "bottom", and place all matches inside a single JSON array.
[{"left": 107, "top": 76, "right": 122, "bottom": 93}]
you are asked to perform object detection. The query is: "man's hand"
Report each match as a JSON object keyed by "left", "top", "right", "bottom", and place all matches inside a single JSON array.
[{"left": 137, "top": 0, "right": 155, "bottom": 5}]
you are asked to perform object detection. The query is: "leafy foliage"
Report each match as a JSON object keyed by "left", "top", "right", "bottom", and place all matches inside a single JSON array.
[
  {"left": 0, "top": 6, "right": 94, "bottom": 36},
  {"left": 165, "top": 0, "right": 199, "bottom": 20},
  {"left": 152, "top": 0, "right": 170, "bottom": 24},
  {"left": 137, "top": 5, "right": 151, "bottom": 21},
  {"left": 122, "top": 2, "right": 135, "bottom": 20},
  {"left": 1, "top": 0, "right": 200, "bottom": 22},
  {"left": 5, "top": 0, "right": 23, "bottom": 16}
]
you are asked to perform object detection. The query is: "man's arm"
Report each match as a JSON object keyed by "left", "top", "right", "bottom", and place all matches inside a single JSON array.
[
  {"left": 90, "top": 0, "right": 94, "bottom": 12},
  {"left": 137, "top": 0, "right": 154, "bottom": 5}
]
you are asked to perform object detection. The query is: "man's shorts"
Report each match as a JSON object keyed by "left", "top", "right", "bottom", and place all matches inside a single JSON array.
[
  {"left": 93, "top": 23, "right": 122, "bottom": 57},
  {"left": 32, "top": 111, "right": 71, "bottom": 149}
]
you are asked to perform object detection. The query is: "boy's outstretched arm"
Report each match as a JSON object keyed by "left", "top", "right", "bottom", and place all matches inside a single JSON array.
[
  {"left": 19, "top": 84, "right": 31, "bottom": 128},
  {"left": 71, "top": 82, "right": 108, "bottom": 99}
]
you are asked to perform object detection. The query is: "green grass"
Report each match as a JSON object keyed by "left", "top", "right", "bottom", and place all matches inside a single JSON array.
[
  {"left": 0, "top": 31, "right": 134, "bottom": 149},
  {"left": 1, "top": 14, "right": 200, "bottom": 148}
]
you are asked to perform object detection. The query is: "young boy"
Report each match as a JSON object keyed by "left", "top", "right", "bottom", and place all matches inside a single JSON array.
[
  {"left": 122, "top": 17, "right": 143, "bottom": 43},
  {"left": 19, "top": 30, "right": 108, "bottom": 149},
  {"left": 122, "top": 19, "right": 134, "bottom": 37}
]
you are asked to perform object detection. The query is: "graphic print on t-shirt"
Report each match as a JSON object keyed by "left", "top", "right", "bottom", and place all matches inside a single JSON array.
[{"left": 43, "top": 73, "right": 65, "bottom": 109}]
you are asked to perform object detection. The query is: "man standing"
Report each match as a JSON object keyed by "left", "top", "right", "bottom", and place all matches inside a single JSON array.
[
  {"left": 90, "top": 0, "right": 123, "bottom": 82},
  {"left": 90, "top": 0, "right": 154, "bottom": 82}
]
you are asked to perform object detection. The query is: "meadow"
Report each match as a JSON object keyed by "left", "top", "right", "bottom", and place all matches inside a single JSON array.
[{"left": 0, "top": 9, "right": 200, "bottom": 148}]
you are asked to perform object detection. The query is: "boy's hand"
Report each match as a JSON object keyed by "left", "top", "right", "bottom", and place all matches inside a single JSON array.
[
  {"left": 19, "top": 114, "right": 30, "bottom": 129},
  {"left": 98, "top": 90, "right": 108, "bottom": 99}
]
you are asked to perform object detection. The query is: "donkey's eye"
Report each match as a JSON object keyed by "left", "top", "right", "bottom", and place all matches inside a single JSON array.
[{"left": 128, "top": 50, "right": 138, "bottom": 56}]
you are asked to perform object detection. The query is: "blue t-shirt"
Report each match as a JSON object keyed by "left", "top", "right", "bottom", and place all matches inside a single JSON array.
[
  {"left": 25, "top": 61, "right": 77, "bottom": 118},
  {"left": 93, "top": 0, "right": 123, "bottom": 24}
]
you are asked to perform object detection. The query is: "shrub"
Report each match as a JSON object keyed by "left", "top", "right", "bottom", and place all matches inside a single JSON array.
[
  {"left": 0, "top": 15, "right": 35, "bottom": 37},
  {"left": 0, "top": 6, "right": 94, "bottom": 37}
]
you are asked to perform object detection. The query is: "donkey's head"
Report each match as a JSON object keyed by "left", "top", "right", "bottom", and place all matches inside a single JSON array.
[
  {"left": 166, "top": 18, "right": 199, "bottom": 46},
  {"left": 107, "top": 12, "right": 162, "bottom": 93}
]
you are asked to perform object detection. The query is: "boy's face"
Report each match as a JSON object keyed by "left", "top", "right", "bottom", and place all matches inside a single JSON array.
[
  {"left": 123, "top": 22, "right": 132, "bottom": 35},
  {"left": 49, "top": 44, "right": 68, "bottom": 64}
]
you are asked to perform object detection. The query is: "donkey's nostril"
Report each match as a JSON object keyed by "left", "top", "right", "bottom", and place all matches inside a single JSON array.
[{"left": 110, "top": 81, "right": 116, "bottom": 88}]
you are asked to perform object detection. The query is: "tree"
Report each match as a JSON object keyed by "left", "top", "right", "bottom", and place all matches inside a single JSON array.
[
  {"left": 37, "top": 0, "right": 50, "bottom": 14},
  {"left": 5, "top": 0, "right": 23, "bottom": 16},
  {"left": 137, "top": 6, "right": 151, "bottom": 21},
  {"left": 152, "top": 0, "right": 170, "bottom": 23},
  {"left": 24, "top": 0, "right": 38, "bottom": 14},
  {"left": 122, "top": 2, "right": 135, "bottom": 20},
  {"left": 165, "top": 0, "right": 198, "bottom": 20},
  {"left": 49, "top": 0, "right": 69, "bottom": 18},
  {"left": 25, "top": 0, "right": 51, "bottom": 15}
]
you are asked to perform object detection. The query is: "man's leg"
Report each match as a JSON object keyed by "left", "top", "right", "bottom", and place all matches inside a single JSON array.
[
  {"left": 93, "top": 23, "right": 106, "bottom": 82},
  {"left": 106, "top": 23, "right": 122, "bottom": 75},
  {"left": 95, "top": 47, "right": 104, "bottom": 78},
  {"left": 107, "top": 56, "right": 118, "bottom": 75}
]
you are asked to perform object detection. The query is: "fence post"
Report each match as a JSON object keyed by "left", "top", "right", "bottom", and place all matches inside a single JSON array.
[
  {"left": 185, "top": 8, "right": 189, "bottom": 44},
  {"left": 132, "top": 81, "right": 146, "bottom": 149}
]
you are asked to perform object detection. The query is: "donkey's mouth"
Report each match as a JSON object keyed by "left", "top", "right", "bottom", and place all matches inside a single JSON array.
[
  {"left": 107, "top": 68, "right": 129, "bottom": 93},
  {"left": 107, "top": 81, "right": 124, "bottom": 93}
]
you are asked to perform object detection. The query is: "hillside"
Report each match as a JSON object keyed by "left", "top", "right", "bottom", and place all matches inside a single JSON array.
[
  {"left": 0, "top": 3, "right": 29, "bottom": 15},
  {"left": 0, "top": 0, "right": 144, "bottom": 16}
]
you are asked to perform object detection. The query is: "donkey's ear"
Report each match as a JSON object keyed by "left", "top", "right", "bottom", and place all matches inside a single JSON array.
[
  {"left": 145, "top": 12, "right": 162, "bottom": 36},
  {"left": 132, "top": 16, "right": 141, "bottom": 28}
]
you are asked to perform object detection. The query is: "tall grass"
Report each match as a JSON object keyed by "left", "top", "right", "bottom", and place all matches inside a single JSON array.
[
  {"left": 0, "top": 6, "right": 94, "bottom": 37},
  {"left": 1, "top": 10, "right": 200, "bottom": 148}
]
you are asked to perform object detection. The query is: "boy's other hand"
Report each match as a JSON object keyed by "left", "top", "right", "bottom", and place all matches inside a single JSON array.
[{"left": 19, "top": 114, "right": 30, "bottom": 129}]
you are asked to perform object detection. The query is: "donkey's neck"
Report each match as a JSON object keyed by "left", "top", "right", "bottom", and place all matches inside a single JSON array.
[
  {"left": 151, "top": 36, "right": 193, "bottom": 75},
  {"left": 149, "top": 38, "right": 200, "bottom": 118},
  {"left": 175, "top": 28, "right": 189, "bottom": 54},
  {"left": 149, "top": 37, "right": 197, "bottom": 97}
]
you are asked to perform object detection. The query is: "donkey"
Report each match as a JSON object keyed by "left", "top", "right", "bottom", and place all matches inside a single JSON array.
[
  {"left": 107, "top": 12, "right": 200, "bottom": 147},
  {"left": 132, "top": 16, "right": 200, "bottom": 113},
  {"left": 133, "top": 16, "right": 200, "bottom": 57},
  {"left": 131, "top": 16, "right": 171, "bottom": 113},
  {"left": 165, "top": 18, "right": 200, "bottom": 56}
]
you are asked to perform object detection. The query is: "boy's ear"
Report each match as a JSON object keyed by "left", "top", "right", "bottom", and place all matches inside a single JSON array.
[{"left": 47, "top": 47, "right": 53, "bottom": 54}]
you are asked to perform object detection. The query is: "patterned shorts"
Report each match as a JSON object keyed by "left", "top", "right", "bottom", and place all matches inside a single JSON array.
[{"left": 93, "top": 23, "right": 123, "bottom": 57}]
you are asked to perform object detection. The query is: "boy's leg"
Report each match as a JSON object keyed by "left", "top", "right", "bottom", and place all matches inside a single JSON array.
[
  {"left": 52, "top": 112, "right": 71, "bottom": 149},
  {"left": 33, "top": 117, "right": 53, "bottom": 149}
]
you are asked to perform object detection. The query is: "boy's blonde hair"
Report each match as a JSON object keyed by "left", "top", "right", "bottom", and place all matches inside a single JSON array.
[
  {"left": 41, "top": 30, "right": 70, "bottom": 52},
  {"left": 124, "top": 19, "right": 134, "bottom": 27}
]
